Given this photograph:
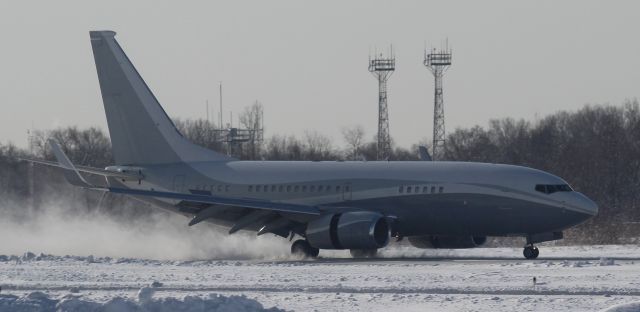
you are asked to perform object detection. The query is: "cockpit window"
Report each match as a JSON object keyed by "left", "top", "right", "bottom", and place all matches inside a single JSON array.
[{"left": 535, "top": 184, "right": 573, "bottom": 194}]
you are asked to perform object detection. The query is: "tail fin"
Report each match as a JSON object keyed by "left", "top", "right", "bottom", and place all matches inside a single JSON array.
[
  {"left": 89, "top": 30, "right": 231, "bottom": 165},
  {"left": 418, "top": 146, "right": 432, "bottom": 161}
]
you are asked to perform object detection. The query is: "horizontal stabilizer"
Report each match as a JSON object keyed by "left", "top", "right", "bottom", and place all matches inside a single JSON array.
[
  {"left": 21, "top": 158, "right": 143, "bottom": 181},
  {"left": 46, "top": 140, "right": 105, "bottom": 189}
]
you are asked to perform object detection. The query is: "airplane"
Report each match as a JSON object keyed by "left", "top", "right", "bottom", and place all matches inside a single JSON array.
[{"left": 25, "top": 31, "right": 598, "bottom": 259}]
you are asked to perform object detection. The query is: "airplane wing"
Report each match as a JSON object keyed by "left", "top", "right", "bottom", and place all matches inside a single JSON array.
[
  {"left": 26, "top": 140, "right": 320, "bottom": 219},
  {"left": 108, "top": 187, "right": 320, "bottom": 216}
]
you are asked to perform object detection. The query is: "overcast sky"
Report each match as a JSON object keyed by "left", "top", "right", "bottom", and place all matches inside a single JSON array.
[{"left": 1, "top": 1, "right": 638, "bottom": 149}]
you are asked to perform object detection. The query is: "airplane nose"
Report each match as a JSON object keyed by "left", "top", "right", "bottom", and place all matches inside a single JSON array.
[{"left": 574, "top": 192, "right": 598, "bottom": 216}]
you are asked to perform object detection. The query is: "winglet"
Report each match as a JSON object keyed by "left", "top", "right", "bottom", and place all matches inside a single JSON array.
[
  {"left": 48, "top": 139, "right": 98, "bottom": 188},
  {"left": 418, "top": 146, "right": 432, "bottom": 161}
]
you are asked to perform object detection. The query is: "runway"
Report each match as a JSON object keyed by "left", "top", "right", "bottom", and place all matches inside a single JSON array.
[{"left": 2, "top": 245, "right": 640, "bottom": 311}]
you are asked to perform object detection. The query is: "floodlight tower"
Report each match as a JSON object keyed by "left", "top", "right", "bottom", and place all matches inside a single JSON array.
[
  {"left": 424, "top": 43, "right": 452, "bottom": 161},
  {"left": 369, "top": 48, "right": 395, "bottom": 161}
]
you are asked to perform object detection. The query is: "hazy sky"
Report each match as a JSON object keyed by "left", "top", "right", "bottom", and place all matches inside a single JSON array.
[{"left": 1, "top": 1, "right": 638, "bottom": 149}]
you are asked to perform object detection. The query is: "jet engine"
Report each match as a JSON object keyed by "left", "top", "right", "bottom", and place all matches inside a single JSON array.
[
  {"left": 305, "top": 212, "right": 390, "bottom": 250},
  {"left": 408, "top": 235, "right": 487, "bottom": 249}
]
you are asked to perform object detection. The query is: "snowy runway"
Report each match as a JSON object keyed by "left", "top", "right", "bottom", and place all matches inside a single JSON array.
[{"left": 2, "top": 245, "right": 640, "bottom": 311}]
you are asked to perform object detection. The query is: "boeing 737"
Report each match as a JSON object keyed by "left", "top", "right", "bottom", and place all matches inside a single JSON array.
[{"left": 26, "top": 31, "right": 598, "bottom": 259}]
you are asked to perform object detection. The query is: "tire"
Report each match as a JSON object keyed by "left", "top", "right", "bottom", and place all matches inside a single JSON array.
[
  {"left": 291, "top": 240, "right": 319, "bottom": 258},
  {"left": 523, "top": 246, "right": 539, "bottom": 259}
]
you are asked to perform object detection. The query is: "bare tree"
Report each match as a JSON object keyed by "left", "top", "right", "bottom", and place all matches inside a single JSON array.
[
  {"left": 30, "top": 127, "right": 113, "bottom": 167},
  {"left": 342, "top": 126, "right": 365, "bottom": 160},
  {"left": 174, "top": 119, "right": 225, "bottom": 153},
  {"left": 303, "top": 131, "right": 336, "bottom": 161},
  {"left": 239, "top": 101, "right": 264, "bottom": 159}
]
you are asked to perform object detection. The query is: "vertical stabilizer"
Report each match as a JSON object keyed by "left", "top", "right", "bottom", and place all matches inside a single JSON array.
[
  {"left": 89, "top": 31, "right": 231, "bottom": 165},
  {"left": 418, "top": 146, "right": 432, "bottom": 161}
]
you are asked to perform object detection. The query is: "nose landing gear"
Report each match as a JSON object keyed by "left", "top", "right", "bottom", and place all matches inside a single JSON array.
[{"left": 523, "top": 244, "right": 540, "bottom": 259}]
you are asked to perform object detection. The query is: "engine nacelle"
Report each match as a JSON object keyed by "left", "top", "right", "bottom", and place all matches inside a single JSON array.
[
  {"left": 306, "top": 212, "right": 390, "bottom": 250},
  {"left": 408, "top": 235, "right": 487, "bottom": 249}
]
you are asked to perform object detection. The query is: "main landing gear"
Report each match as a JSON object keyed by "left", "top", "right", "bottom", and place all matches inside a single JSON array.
[
  {"left": 291, "top": 239, "right": 319, "bottom": 259},
  {"left": 523, "top": 244, "right": 540, "bottom": 259}
]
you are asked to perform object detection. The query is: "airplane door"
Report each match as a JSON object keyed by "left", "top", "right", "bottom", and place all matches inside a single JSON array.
[
  {"left": 173, "top": 175, "right": 185, "bottom": 193},
  {"left": 342, "top": 182, "right": 352, "bottom": 201}
]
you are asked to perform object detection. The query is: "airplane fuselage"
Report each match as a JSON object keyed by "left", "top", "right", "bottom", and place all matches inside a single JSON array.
[{"left": 121, "top": 160, "right": 598, "bottom": 238}]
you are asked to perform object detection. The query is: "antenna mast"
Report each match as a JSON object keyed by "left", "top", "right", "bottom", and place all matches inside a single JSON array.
[
  {"left": 219, "top": 82, "right": 223, "bottom": 129},
  {"left": 368, "top": 46, "right": 395, "bottom": 161},
  {"left": 424, "top": 41, "right": 452, "bottom": 161}
]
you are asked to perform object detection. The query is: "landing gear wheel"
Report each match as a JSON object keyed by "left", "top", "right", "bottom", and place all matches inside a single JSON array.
[
  {"left": 523, "top": 245, "right": 539, "bottom": 259},
  {"left": 291, "top": 239, "right": 319, "bottom": 259},
  {"left": 350, "top": 249, "right": 378, "bottom": 258}
]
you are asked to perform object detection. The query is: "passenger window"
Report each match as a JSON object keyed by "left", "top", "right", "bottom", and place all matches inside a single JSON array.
[
  {"left": 287, "top": 185, "right": 292, "bottom": 192},
  {"left": 226, "top": 185, "right": 230, "bottom": 192},
  {"left": 407, "top": 186, "right": 412, "bottom": 193},
  {"left": 422, "top": 186, "right": 428, "bottom": 193},
  {"left": 256, "top": 185, "right": 261, "bottom": 192},
  {"left": 310, "top": 185, "right": 315, "bottom": 192},
  {"left": 399, "top": 186, "right": 404, "bottom": 193},
  {"left": 431, "top": 186, "right": 436, "bottom": 194},
  {"left": 439, "top": 186, "right": 444, "bottom": 193},
  {"left": 345, "top": 185, "right": 350, "bottom": 192},
  {"left": 294, "top": 185, "right": 300, "bottom": 192},
  {"left": 218, "top": 185, "right": 223, "bottom": 192},
  {"left": 336, "top": 186, "right": 341, "bottom": 192},
  {"left": 302, "top": 185, "right": 307, "bottom": 192},
  {"left": 279, "top": 185, "right": 284, "bottom": 192},
  {"left": 248, "top": 185, "right": 253, "bottom": 192},
  {"left": 271, "top": 185, "right": 277, "bottom": 192},
  {"left": 317, "top": 185, "right": 323, "bottom": 192}
]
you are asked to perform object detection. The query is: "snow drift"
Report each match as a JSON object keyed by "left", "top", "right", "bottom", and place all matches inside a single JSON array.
[
  {"left": 0, "top": 291, "right": 285, "bottom": 312},
  {"left": 601, "top": 301, "right": 640, "bottom": 312}
]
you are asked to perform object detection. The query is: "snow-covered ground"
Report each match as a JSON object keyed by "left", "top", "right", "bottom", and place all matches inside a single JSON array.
[{"left": 2, "top": 245, "right": 640, "bottom": 311}]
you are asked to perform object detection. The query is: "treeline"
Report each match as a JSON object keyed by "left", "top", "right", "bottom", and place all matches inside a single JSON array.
[
  {"left": 444, "top": 100, "right": 640, "bottom": 243},
  {"left": 1, "top": 100, "right": 639, "bottom": 243}
]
